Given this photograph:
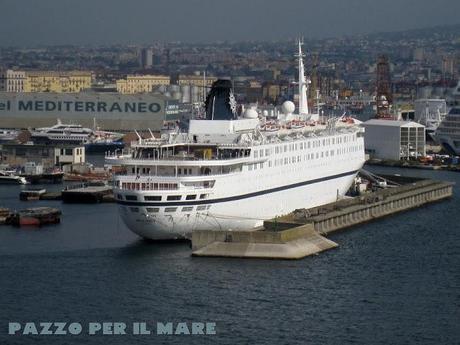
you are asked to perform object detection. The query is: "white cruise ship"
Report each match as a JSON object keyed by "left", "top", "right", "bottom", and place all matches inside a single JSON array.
[
  {"left": 414, "top": 99, "right": 448, "bottom": 139},
  {"left": 106, "top": 42, "right": 366, "bottom": 240},
  {"left": 433, "top": 106, "right": 460, "bottom": 155}
]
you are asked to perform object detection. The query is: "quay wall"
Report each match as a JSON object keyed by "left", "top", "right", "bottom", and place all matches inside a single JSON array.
[{"left": 268, "top": 180, "right": 453, "bottom": 235}]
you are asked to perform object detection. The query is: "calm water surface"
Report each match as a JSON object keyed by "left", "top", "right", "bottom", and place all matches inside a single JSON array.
[{"left": 0, "top": 165, "right": 459, "bottom": 345}]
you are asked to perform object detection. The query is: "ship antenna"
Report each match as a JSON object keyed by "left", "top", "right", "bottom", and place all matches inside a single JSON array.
[
  {"left": 297, "top": 38, "right": 309, "bottom": 115},
  {"left": 134, "top": 129, "right": 142, "bottom": 143}
]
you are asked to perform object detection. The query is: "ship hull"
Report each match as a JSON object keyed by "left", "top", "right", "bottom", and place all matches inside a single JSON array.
[
  {"left": 117, "top": 171, "right": 358, "bottom": 240},
  {"left": 434, "top": 134, "right": 460, "bottom": 155}
]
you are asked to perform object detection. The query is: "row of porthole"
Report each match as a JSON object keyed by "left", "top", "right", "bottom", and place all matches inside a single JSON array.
[
  {"left": 119, "top": 194, "right": 208, "bottom": 202},
  {"left": 128, "top": 205, "right": 211, "bottom": 213}
]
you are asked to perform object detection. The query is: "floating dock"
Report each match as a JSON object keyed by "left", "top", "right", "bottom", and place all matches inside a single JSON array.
[
  {"left": 61, "top": 185, "right": 113, "bottom": 203},
  {"left": 19, "top": 188, "right": 47, "bottom": 201},
  {"left": 192, "top": 176, "right": 454, "bottom": 260},
  {"left": 6, "top": 207, "right": 61, "bottom": 227}
]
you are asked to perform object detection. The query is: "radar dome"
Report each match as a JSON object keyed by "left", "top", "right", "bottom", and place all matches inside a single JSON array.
[
  {"left": 243, "top": 108, "right": 258, "bottom": 119},
  {"left": 281, "top": 101, "right": 295, "bottom": 114}
]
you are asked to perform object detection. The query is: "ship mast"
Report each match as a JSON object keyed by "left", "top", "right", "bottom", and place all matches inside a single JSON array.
[{"left": 297, "top": 39, "right": 309, "bottom": 115}]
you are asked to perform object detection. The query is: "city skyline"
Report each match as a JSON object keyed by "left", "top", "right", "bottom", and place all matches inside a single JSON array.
[{"left": 1, "top": 0, "right": 460, "bottom": 46}]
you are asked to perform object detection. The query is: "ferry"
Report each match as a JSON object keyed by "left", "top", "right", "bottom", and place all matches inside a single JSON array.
[
  {"left": 30, "top": 120, "right": 93, "bottom": 144},
  {"left": 30, "top": 119, "right": 124, "bottom": 150},
  {"left": 106, "top": 42, "right": 366, "bottom": 240}
]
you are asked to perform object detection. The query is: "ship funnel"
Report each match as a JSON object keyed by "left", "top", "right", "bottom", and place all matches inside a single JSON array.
[{"left": 205, "top": 79, "right": 237, "bottom": 120}]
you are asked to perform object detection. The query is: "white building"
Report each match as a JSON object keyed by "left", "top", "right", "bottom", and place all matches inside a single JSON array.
[
  {"left": 362, "top": 119, "right": 426, "bottom": 160},
  {"left": 55, "top": 146, "right": 85, "bottom": 167},
  {"left": 0, "top": 69, "right": 26, "bottom": 92}
]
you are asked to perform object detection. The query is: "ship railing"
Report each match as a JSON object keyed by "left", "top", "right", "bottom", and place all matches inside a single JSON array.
[
  {"left": 113, "top": 170, "right": 234, "bottom": 179},
  {"left": 105, "top": 153, "right": 251, "bottom": 162}
]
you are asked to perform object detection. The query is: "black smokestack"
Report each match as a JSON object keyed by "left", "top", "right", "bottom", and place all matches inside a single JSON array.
[{"left": 205, "top": 79, "right": 237, "bottom": 120}]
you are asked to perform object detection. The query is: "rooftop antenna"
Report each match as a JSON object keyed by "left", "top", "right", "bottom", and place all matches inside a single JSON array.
[
  {"left": 316, "top": 89, "right": 321, "bottom": 115},
  {"left": 296, "top": 38, "right": 309, "bottom": 115},
  {"left": 203, "top": 70, "right": 207, "bottom": 103}
]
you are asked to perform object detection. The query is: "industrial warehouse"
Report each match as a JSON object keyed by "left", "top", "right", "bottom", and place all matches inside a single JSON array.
[{"left": 0, "top": 92, "right": 183, "bottom": 131}]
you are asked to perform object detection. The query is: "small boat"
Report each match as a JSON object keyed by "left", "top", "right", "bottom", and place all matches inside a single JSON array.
[
  {"left": 0, "top": 129, "right": 19, "bottom": 143},
  {"left": 261, "top": 124, "right": 280, "bottom": 132},
  {"left": 0, "top": 171, "right": 27, "bottom": 184}
]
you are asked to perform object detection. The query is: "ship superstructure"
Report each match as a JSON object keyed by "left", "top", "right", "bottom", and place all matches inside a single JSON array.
[
  {"left": 106, "top": 42, "right": 366, "bottom": 240},
  {"left": 433, "top": 106, "right": 460, "bottom": 155}
]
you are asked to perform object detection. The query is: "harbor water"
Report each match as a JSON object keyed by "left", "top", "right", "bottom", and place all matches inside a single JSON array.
[{"left": 0, "top": 165, "right": 459, "bottom": 345}]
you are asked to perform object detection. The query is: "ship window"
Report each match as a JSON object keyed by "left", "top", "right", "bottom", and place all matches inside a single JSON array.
[
  {"left": 308, "top": 142, "right": 311, "bottom": 149},
  {"left": 254, "top": 151, "right": 258, "bottom": 158},
  {"left": 178, "top": 168, "right": 182, "bottom": 174},
  {"left": 146, "top": 207, "right": 159, "bottom": 213},
  {"left": 167, "top": 195, "right": 181, "bottom": 201},
  {"left": 197, "top": 205, "right": 207, "bottom": 211},
  {"left": 165, "top": 207, "right": 177, "bottom": 213},
  {"left": 125, "top": 195, "right": 138, "bottom": 201},
  {"left": 182, "top": 207, "right": 193, "bottom": 212},
  {"left": 186, "top": 195, "right": 197, "bottom": 200},
  {"left": 145, "top": 196, "right": 161, "bottom": 201},
  {"left": 199, "top": 194, "right": 207, "bottom": 199},
  {"left": 130, "top": 207, "right": 139, "bottom": 213}
]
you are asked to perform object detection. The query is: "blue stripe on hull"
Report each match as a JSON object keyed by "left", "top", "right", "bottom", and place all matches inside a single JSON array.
[{"left": 117, "top": 170, "right": 359, "bottom": 207}]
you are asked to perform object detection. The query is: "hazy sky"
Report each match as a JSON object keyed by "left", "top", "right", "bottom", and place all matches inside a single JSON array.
[{"left": 1, "top": 0, "right": 459, "bottom": 46}]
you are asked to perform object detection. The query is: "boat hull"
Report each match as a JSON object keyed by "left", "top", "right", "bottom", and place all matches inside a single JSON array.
[{"left": 117, "top": 172, "right": 357, "bottom": 240}]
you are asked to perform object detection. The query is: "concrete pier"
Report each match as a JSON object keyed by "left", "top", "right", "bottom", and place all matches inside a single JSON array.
[
  {"left": 271, "top": 179, "right": 454, "bottom": 235},
  {"left": 191, "top": 177, "right": 453, "bottom": 260},
  {"left": 192, "top": 224, "right": 338, "bottom": 259}
]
